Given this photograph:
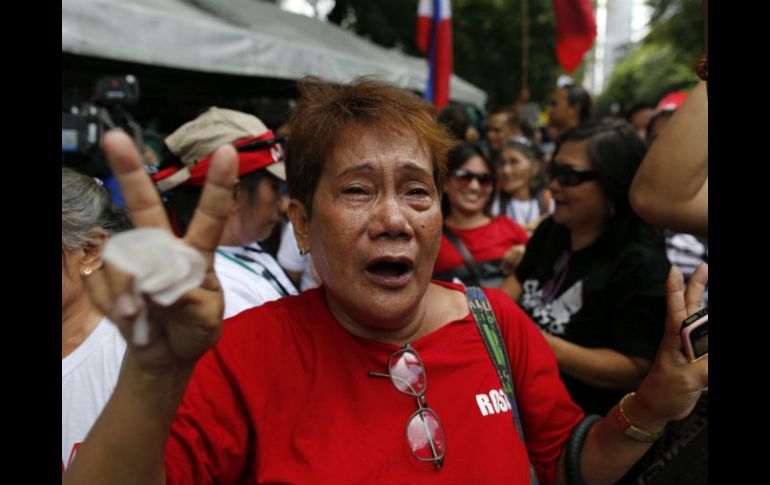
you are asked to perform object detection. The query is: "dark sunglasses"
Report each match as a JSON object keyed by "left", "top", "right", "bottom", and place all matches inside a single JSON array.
[
  {"left": 546, "top": 163, "right": 598, "bottom": 187},
  {"left": 451, "top": 169, "right": 494, "bottom": 188},
  {"left": 236, "top": 135, "right": 286, "bottom": 152},
  {"left": 368, "top": 344, "right": 446, "bottom": 468}
]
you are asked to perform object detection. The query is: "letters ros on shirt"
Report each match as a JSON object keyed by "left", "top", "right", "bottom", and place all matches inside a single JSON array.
[{"left": 475, "top": 389, "right": 511, "bottom": 416}]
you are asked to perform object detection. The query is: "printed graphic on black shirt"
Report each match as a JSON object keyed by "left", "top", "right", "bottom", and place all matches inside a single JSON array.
[{"left": 519, "top": 278, "right": 583, "bottom": 335}]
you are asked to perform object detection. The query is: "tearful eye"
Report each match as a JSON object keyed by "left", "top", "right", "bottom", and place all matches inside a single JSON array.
[
  {"left": 366, "top": 261, "right": 410, "bottom": 277},
  {"left": 407, "top": 188, "right": 429, "bottom": 196}
]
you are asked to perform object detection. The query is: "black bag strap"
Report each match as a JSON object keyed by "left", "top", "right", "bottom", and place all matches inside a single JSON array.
[
  {"left": 465, "top": 286, "right": 540, "bottom": 485},
  {"left": 442, "top": 225, "right": 482, "bottom": 285}
]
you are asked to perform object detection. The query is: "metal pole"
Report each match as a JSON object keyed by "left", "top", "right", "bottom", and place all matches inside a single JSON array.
[{"left": 521, "top": 0, "right": 530, "bottom": 92}]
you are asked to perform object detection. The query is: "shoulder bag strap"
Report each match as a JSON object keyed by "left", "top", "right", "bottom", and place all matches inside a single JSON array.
[
  {"left": 442, "top": 225, "right": 482, "bottom": 285},
  {"left": 465, "top": 285, "right": 540, "bottom": 485}
]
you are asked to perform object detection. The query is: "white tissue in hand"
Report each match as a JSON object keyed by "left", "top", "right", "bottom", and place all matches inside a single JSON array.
[
  {"left": 103, "top": 228, "right": 206, "bottom": 305},
  {"left": 103, "top": 228, "right": 206, "bottom": 345}
]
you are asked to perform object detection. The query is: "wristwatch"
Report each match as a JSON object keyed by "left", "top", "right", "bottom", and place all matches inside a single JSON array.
[{"left": 612, "top": 392, "right": 665, "bottom": 443}]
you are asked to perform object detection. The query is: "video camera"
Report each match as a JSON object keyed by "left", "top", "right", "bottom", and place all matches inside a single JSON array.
[{"left": 62, "top": 75, "right": 145, "bottom": 178}]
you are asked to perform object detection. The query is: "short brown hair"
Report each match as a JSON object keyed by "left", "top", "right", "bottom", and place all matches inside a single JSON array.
[{"left": 286, "top": 76, "right": 453, "bottom": 215}]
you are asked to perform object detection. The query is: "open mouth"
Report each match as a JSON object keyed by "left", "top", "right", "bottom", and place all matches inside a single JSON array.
[
  {"left": 365, "top": 258, "right": 414, "bottom": 287},
  {"left": 366, "top": 261, "right": 411, "bottom": 278}
]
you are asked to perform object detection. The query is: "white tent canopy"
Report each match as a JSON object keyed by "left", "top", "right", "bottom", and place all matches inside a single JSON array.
[{"left": 62, "top": 0, "right": 487, "bottom": 107}]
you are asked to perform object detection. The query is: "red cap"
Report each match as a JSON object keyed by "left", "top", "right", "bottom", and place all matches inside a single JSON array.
[{"left": 654, "top": 91, "right": 689, "bottom": 114}]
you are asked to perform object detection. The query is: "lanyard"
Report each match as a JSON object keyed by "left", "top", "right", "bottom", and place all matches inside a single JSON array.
[
  {"left": 216, "top": 248, "right": 290, "bottom": 297},
  {"left": 542, "top": 250, "right": 570, "bottom": 304}
]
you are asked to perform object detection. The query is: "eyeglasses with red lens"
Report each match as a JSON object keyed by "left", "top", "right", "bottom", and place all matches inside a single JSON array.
[{"left": 368, "top": 343, "right": 446, "bottom": 468}]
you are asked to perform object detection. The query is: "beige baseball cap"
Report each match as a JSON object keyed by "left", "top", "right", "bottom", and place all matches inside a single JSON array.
[{"left": 155, "top": 107, "right": 285, "bottom": 192}]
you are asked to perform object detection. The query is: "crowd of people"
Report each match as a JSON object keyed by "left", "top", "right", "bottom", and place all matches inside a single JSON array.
[{"left": 62, "top": 68, "right": 707, "bottom": 484}]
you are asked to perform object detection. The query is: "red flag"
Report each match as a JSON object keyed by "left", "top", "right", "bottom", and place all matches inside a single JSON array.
[
  {"left": 417, "top": 0, "right": 453, "bottom": 109},
  {"left": 552, "top": 0, "right": 597, "bottom": 73}
]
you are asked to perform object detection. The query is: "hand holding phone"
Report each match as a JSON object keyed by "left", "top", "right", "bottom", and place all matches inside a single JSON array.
[{"left": 681, "top": 307, "right": 708, "bottom": 362}]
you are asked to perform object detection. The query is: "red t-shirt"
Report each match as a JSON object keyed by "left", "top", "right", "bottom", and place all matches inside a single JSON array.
[
  {"left": 433, "top": 216, "right": 530, "bottom": 273},
  {"left": 165, "top": 282, "right": 583, "bottom": 485}
]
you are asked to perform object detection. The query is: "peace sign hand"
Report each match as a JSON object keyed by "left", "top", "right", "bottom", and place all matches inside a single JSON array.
[{"left": 86, "top": 130, "right": 238, "bottom": 372}]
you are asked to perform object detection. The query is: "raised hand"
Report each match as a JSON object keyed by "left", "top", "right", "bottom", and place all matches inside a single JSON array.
[
  {"left": 86, "top": 130, "right": 239, "bottom": 371},
  {"left": 635, "top": 263, "right": 708, "bottom": 422}
]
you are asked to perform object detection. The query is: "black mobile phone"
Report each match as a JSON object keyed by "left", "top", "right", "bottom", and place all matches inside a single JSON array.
[{"left": 681, "top": 307, "right": 708, "bottom": 362}]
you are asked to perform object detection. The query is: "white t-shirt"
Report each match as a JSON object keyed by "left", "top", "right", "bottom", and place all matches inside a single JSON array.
[
  {"left": 215, "top": 242, "right": 298, "bottom": 319},
  {"left": 491, "top": 195, "right": 555, "bottom": 227},
  {"left": 62, "top": 317, "right": 127, "bottom": 471},
  {"left": 277, "top": 221, "right": 319, "bottom": 291}
]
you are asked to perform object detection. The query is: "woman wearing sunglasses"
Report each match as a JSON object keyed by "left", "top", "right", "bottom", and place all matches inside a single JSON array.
[
  {"left": 432, "top": 143, "right": 529, "bottom": 298},
  {"left": 512, "top": 122, "right": 672, "bottom": 420},
  {"left": 65, "top": 81, "right": 707, "bottom": 485}
]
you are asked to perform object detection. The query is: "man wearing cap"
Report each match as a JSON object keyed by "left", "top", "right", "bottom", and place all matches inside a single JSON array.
[{"left": 153, "top": 107, "right": 298, "bottom": 318}]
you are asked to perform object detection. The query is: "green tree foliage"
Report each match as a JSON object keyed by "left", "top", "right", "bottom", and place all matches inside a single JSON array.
[
  {"left": 597, "top": 0, "right": 704, "bottom": 115},
  {"left": 328, "top": 0, "right": 564, "bottom": 109}
]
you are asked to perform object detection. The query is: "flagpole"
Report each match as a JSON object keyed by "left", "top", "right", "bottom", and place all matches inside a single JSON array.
[{"left": 521, "top": 0, "right": 530, "bottom": 92}]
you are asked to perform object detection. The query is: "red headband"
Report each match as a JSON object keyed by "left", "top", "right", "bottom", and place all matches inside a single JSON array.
[{"left": 153, "top": 130, "right": 283, "bottom": 188}]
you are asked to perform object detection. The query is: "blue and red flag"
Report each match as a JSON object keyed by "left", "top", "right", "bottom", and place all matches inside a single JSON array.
[
  {"left": 417, "top": 0, "right": 452, "bottom": 109},
  {"left": 552, "top": 0, "right": 597, "bottom": 73}
]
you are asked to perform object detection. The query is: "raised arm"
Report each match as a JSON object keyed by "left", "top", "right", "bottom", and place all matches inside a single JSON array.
[
  {"left": 629, "top": 81, "right": 708, "bottom": 237},
  {"left": 554, "top": 264, "right": 708, "bottom": 485},
  {"left": 63, "top": 130, "right": 239, "bottom": 485}
]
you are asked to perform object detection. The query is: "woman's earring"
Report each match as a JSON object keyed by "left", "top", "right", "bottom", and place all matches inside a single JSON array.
[
  {"left": 81, "top": 266, "right": 93, "bottom": 277},
  {"left": 299, "top": 247, "right": 309, "bottom": 256}
]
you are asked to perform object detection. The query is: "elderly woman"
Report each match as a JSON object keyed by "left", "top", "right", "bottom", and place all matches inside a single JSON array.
[
  {"left": 65, "top": 78, "right": 707, "bottom": 485},
  {"left": 61, "top": 167, "right": 132, "bottom": 472}
]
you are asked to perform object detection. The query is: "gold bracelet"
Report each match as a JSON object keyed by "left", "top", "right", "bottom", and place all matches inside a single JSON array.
[{"left": 612, "top": 392, "right": 665, "bottom": 443}]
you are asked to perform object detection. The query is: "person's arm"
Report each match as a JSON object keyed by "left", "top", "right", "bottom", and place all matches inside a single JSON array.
[
  {"left": 629, "top": 81, "right": 708, "bottom": 237},
  {"left": 552, "top": 263, "right": 708, "bottom": 485},
  {"left": 63, "top": 131, "right": 239, "bottom": 485},
  {"left": 500, "top": 244, "right": 526, "bottom": 275},
  {"left": 542, "top": 334, "right": 651, "bottom": 389},
  {"left": 499, "top": 274, "right": 523, "bottom": 301}
]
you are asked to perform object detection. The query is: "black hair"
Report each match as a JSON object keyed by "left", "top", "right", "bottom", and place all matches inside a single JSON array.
[
  {"left": 554, "top": 121, "right": 662, "bottom": 248},
  {"left": 160, "top": 151, "right": 272, "bottom": 236},
  {"left": 563, "top": 84, "right": 593, "bottom": 124},
  {"left": 624, "top": 101, "right": 657, "bottom": 122},
  {"left": 437, "top": 105, "right": 470, "bottom": 141},
  {"left": 442, "top": 142, "right": 496, "bottom": 217}
]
